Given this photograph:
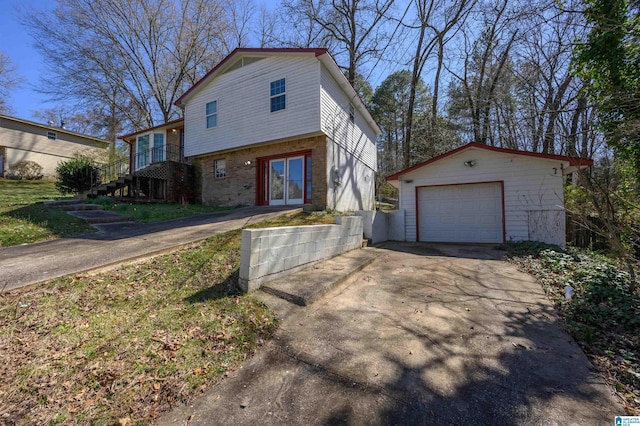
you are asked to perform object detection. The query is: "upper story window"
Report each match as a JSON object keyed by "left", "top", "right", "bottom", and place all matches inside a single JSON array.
[
  {"left": 214, "top": 158, "right": 226, "bottom": 179},
  {"left": 270, "top": 78, "right": 286, "bottom": 112},
  {"left": 47, "top": 131, "right": 57, "bottom": 140},
  {"left": 206, "top": 100, "right": 217, "bottom": 128}
]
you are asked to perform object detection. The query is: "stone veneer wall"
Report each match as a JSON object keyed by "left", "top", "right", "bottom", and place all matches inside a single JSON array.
[
  {"left": 193, "top": 135, "right": 327, "bottom": 208},
  {"left": 238, "top": 216, "right": 363, "bottom": 292}
]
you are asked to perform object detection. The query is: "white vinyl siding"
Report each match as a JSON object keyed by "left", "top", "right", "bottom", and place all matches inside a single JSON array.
[
  {"left": 319, "top": 64, "right": 377, "bottom": 171},
  {"left": 184, "top": 55, "right": 321, "bottom": 157},
  {"left": 325, "top": 138, "right": 375, "bottom": 211},
  {"left": 398, "top": 147, "right": 567, "bottom": 246}
]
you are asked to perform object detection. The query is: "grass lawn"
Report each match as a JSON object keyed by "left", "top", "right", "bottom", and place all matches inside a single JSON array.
[
  {"left": 0, "top": 180, "right": 235, "bottom": 248},
  {"left": 0, "top": 179, "right": 94, "bottom": 247},
  {"left": 506, "top": 242, "right": 640, "bottom": 415},
  {"left": 0, "top": 211, "right": 336, "bottom": 424},
  {"left": 87, "top": 196, "right": 234, "bottom": 223}
]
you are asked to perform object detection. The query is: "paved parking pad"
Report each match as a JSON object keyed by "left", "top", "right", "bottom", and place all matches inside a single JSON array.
[{"left": 158, "top": 242, "right": 622, "bottom": 425}]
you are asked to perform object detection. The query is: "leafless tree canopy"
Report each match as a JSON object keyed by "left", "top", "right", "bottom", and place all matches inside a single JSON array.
[
  {"left": 0, "top": 51, "right": 23, "bottom": 114},
  {"left": 281, "top": 0, "right": 395, "bottom": 84},
  {"left": 22, "top": 0, "right": 228, "bottom": 130}
]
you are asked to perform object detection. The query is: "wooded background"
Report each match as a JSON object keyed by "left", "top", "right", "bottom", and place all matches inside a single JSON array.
[{"left": 0, "top": 0, "right": 637, "bottom": 263}]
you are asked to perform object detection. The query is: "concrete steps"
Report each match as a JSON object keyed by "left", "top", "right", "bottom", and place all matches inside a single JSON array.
[
  {"left": 46, "top": 198, "right": 132, "bottom": 225},
  {"left": 58, "top": 203, "right": 103, "bottom": 211},
  {"left": 259, "top": 249, "right": 378, "bottom": 306},
  {"left": 66, "top": 210, "right": 133, "bottom": 224},
  {"left": 44, "top": 199, "right": 86, "bottom": 207}
]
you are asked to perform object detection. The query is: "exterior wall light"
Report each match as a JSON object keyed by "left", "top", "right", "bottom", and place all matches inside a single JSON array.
[
  {"left": 464, "top": 160, "right": 476, "bottom": 167},
  {"left": 244, "top": 160, "right": 252, "bottom": 166}
]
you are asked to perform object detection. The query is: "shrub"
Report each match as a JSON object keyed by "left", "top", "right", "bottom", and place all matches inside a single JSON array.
[
  {"left": 6, "top": 160, "right": 43, "bottom": 180},
  {"left": 55, "top": 155, "right": 101, "bottom": 194}
]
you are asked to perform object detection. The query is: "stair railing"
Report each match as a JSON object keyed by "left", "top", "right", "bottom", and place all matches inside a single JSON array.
[{"left": 90, "top": 144, "right": 187, "bottom": 193}]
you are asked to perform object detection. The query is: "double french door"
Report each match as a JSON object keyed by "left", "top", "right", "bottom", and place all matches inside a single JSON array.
[{"left": 269, "top": 156, "right": 304, "bottom": 205}]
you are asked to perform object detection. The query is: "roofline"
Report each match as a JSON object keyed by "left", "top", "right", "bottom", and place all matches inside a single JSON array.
[
  {"left": 119, "top": 118, "right": 185, "bottom": 142},
  {"left": 386, "top": 142, "right": 594, "bottom": 181},
  {"left": 175, "top": 48, "right": 327, "bottom": 107},
  {"left": 0, "top": 113, "right": 110, "bottom": 146}
]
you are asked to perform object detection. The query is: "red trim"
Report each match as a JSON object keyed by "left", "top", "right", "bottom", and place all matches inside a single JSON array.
[
  {"left": 256, "top": 149, "right": 312, "bottom": 162},
  {"left": 175, "top": 48, "right": 328, "bottom": 106},
  {"left": 119, "top": 118, "right": 185, "bottom": 142},
  {"left": 255, "top": 150, "right": 313, "bottom": 206},
  {"left": 415, "top": 181, "right": 506, "bottom": 244},
  {"left": 386, "top": 142, "right": 593, "bottom": 181}
]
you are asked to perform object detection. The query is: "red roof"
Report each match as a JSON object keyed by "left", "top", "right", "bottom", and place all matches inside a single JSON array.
[
  {"left": 386, "top": 142, "right": 594, "bottom": 181},
  {"left": 175, "top": 48, "right": 327, "bottom": 106},
  {"left": 119, "top": 118, "right": 184, "bottom": 142}
]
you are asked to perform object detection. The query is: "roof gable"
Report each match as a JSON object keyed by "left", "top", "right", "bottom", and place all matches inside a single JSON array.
[
  {"left": 175, "top": 48, "right": 327, "bottom": 107},
  {"left": 386, "top": 142, "right": 593, "bottom": 181},
  {"left": 174, "top": 47, "right": 381, "bottom": 136}
]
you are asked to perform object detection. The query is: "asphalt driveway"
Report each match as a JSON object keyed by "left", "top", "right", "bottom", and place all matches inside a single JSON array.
[
  {"left": 158, "top": 242, "right": 622, "bottom": 425},
  {"left": 0, "top": 206, "right": 297, "bottom": 292}
]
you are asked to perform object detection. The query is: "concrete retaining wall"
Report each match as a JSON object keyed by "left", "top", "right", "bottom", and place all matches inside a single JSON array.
[
  {"left": 355, "top": 210, "right": 406, "bottom": 244},
  {"left": 238, "top": 216, "right": 363, "bottom": 292}
]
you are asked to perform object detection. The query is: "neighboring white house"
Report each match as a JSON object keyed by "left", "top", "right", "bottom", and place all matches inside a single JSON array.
[
  {"left": 386, "top": 143, "right": 593, "bottom": 247},
  {"left": 0, "top": 114, "right": 109, "bottom": 178},
  {"left": 173, "top": 48, "right": 381, "bottom": 211}
]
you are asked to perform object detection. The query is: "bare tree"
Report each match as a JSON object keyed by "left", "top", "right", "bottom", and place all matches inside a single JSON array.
[
  {"left": 22, "top": 0, "right": 228, "bottom": 130},
  {"left": 255, "top": 4, "right": 284, "bottom": 47},
  {"left": 403, "top": 0, "right": 474, "bottom": 167},
  {"left": 282, "top": 0, "right": 395, "bottom": 85},
  {"left": 0, "top": 51, "right": 23, "bottom": 114},
  {"left": 222, "top": 0, "right": 256, "bottom": 51},
  {"left": 512, "top": 5, "right": 583, "bottom": 154},
  {"left": 446, "top": 0, "right": 523, "bottom": 146}
]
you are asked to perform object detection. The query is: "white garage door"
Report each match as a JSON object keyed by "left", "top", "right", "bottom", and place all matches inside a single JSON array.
[{"left": 417, "top": 182, "right": 503, "bottom": 243}]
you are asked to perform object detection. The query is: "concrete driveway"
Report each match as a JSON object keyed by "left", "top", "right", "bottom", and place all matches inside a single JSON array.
[{"left": 158, "top": 242, "right": 622, "bottom": 425}]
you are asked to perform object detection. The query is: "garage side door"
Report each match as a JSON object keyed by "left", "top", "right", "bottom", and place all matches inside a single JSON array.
[{"left": 417, "top": 182, "right": 503, "bottom": 243}]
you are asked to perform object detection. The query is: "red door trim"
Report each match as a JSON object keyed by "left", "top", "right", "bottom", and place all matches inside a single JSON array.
[{"left": 256, "top": 150, "right": 313, "bottom": 206}]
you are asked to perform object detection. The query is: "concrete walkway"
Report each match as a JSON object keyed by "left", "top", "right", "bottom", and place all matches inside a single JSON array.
[
  {"left": 157, "top": 242, "right": 623, "bottom": 425},
  {"left": 0, "top": 206, "right": 298, "bottom": 292}
]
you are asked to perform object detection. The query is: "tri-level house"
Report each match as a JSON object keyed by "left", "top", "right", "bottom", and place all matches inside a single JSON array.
[{"left": 99, "top": 48, "right": 380, "bottom": 211}]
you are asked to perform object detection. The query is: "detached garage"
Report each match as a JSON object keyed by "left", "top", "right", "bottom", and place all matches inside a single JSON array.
[{"left": 386, "top": 143, "right": 592, "bottom": 247}]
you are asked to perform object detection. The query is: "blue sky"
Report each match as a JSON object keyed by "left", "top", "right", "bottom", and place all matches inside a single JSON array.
[
  {"left": 0, "top": 0, "right": 403, "bottom": 122},
  {"left": 0, "top": 0, "right": 55, "bottom": 120}
]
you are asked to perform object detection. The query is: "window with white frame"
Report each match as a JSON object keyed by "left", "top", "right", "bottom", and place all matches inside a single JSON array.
[
  {"left": 206, "top": 100, "right": 217, "bottom": 128},
  {"left": 270, "top": 78, "right": 286, "bottom": 112},
  {"left": 47, "top": 131, "right": 57, "bottom": 140},
  {"left": 214, "top": 159, "right": 226, "bottom": 179}
]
